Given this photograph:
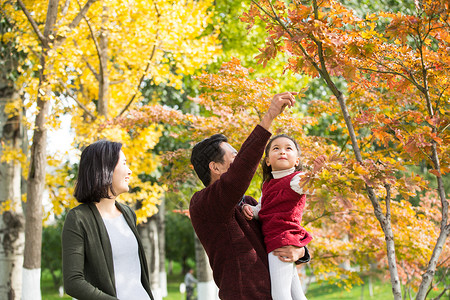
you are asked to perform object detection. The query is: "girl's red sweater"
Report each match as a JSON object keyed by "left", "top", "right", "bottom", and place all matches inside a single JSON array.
[{"left": 259, "top": 171, "right": 313, "bottom": 253}]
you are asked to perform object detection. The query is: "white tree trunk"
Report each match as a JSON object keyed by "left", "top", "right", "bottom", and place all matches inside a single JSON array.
[
  {"left": 197, "top": 281, "right": 219, "bottom": 300},
  {"left": 21, "top": 268, "right": 40, "bottom": 300},
  {"left": 0, "top": 42, "right": 25, "bottom": 299},
  {"left": 194, "top": 234, "right": 219, "bottom": 300},
  {"left": 0, "top": 210, "right": 24, "bottom": 300},
  {"left": 139, "top": 217, "right": 161, "bottom": 300},
  {"left": 157, "top": 199, "right": 167, "bottom": 297},
  {"left": 22, "top": 90, "right": 48, "bottom": 300},
  {"left": 15, "top": 1, "right": 100, "bottom": 298},
  {"left": 17, "top": 0, "right": 59, "bottom": 298}
]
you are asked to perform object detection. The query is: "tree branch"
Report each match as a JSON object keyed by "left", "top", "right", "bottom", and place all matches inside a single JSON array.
[
  {"left": 55, "top": 0, "right": 72, "bottom": 29},
  {"left": 80, "top": 8, "right": 102, "bottom": 79},
  {"left": 384, "top": 184, "right": 392, "bottom": 220},
  {"left": 72, "top": 39, "right": 99, "bottom": 81},
  {"left": 57, "top": 78, "right": 96, "bottom": 120},
  {"left": 52, "top": 0, "right": 99, "bottom": 48},
  {"left": 251, "top": 0, "right": 277, "bottom": 22},
  {"left": 115, "top": 41, "right": 158, "bottom": 118},
  {"left": 43, "top": 0, "right": 59, "bottom": 39},
  {"left": 115, "top": 1, "right": 162, "bottom": 118},
  {"left": 17, "top": 0, "right": 48, "bottom": 47},
  {"left": 251, "top": 0, "right": 327, "bottom": 80},
  {"left": 61, "top": 0, "right": 99, "bottom": 38}
]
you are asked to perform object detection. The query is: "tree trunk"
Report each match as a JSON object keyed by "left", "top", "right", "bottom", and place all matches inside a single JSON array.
[
  {"left": 22, "top": 53, "right": 51, "bottom": 300},
  {"left": 16, "top": 0, "right": 98, "bottom": 298},
  {"left": 258, "top": 1, "right": 405, "bottom": 295},
  {"left": 138, "top": 217, "right": 161, "bottom": 300},
  {"left": 415, "top": 127, "right": 449, "bottom": 299},
  {"left": 335, "top": 90, "right": 402, "bottom": 300},
  {"left": 194, "top": 233, "right": 218, "bottom": 300},
  {"left": 157, "top": 199, "right": 167, "bottom": 297},
  {"left": 97, "top": 2, "right": 109, "bottom": 118},
  {"left": 414, "top": 62, "right": 449, "bottom": 299},
  {"left": 17, "top": 0, "right": 59, "bottom": 297},
  {"left": 0, "top": 56, "right": 25, "bottom": 300}
]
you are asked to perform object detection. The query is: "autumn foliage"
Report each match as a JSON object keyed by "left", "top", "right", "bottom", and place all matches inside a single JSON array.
[
  {"left": 3, "top": 0, "right": 221, "bottom": 223},
  {"left": 239, "top": 0, "right": 449, "bottom": 298}
]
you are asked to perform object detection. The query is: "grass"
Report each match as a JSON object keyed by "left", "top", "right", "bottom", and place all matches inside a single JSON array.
[
  {"left": 306, "top": 278, "right": 394, "bottom": 300},
  {"left": 42, "top": 266, "right": 447, "bottom": 300},
  {"left": 41, "top": 270, "right": 71, "bottom": 300},
  {"left": 40, "top": 266, "right": 188, "bottom": 300},
  {"left": 165, "top": 271, "right": 185, "bottom": 300},
  {"left": 162, "top": 272, "right": 396, "bottom": 300}
]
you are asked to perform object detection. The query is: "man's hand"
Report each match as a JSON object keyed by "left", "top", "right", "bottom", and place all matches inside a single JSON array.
[
  {"left": 273, "top": 245, "right": 305, "bottom": 263},
  {"left": 260, "top": 92, "right": 298, "bottom": 130},
  {"left": 241, "top": 204, "right": 254, "bottom": 220}
]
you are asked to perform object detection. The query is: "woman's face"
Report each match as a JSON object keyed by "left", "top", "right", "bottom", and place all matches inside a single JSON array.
[{"left": 111, "top": 150, "right": 132, "bottom": 196}]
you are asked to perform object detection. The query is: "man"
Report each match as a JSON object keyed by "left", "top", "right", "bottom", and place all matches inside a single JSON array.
[
  {"left": 189, "top": 92, "right": 309, "bottom": 300},
  {"left": 184, "top": 269, "right": 197, "bottom": 300}
]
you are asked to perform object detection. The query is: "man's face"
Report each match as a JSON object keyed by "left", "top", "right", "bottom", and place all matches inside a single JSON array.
[{"left": 215, "top": 142, "right": 237, "bottom": 175}]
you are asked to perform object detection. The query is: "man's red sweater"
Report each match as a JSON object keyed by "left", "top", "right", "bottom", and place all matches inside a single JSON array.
[{"left": 189, "top": 125, "right": 272, "bottom": 300}]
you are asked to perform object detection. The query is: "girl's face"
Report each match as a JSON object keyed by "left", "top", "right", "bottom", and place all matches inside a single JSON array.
[
  {"left": 111, "top": 150, "right": 132, "bottom": 196},
  {"left": 265, "top": 137, "right": 300, "bottom": 172}
]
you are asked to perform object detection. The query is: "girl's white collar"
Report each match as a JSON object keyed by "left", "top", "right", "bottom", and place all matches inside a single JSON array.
[{"left": 271, "top": 167, "right": 295, "bottom": 179}]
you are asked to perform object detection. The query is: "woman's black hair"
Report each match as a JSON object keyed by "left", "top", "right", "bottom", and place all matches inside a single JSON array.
[
  {"left": 261, "top": 134, "right": 302, "bottom": 184},
  {"left": 190, "top": 134, "right": 228, "bottom": 187},
  {"left": 73, "top": 140, "right": 122, "bottom": 203}
]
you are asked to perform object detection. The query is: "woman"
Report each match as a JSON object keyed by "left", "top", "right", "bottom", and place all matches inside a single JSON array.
[{"left": 62, "top": 140, "right": 154, "bottom": 300}]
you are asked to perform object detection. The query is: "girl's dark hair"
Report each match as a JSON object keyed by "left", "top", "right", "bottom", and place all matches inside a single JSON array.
[
  {"left": 73, "top": 140, "right": 122, "bottom": 203},
  {"left": 191, "top": 134, "right": 228, "bottom": 186},
  {"left": 261, "top": 134, "right": 302, "bottom": 184}
]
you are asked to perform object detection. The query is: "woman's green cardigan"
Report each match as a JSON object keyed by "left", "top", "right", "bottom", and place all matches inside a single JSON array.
[{"left": 62, "top": 202, "right": 154, "bottom": 300}]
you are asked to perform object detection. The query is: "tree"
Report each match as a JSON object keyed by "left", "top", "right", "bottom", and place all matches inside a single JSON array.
[
  {"left": 4, "top": 0, "right": 221, "bottom": 297},
  {"left": 240, "top": 0, "right": 449, "bottom": 299},
  {"left": 194, "top": 233, "right": 217, "bottom": 299},
  {"left": 4, "top": 1, "right": 100, "bottom": 298},
  {"left": 0, "top": 12, "right": 26, "bottom": 300},
  {"left": 30, "top": 0, "right": 221, "bottom": 221}
]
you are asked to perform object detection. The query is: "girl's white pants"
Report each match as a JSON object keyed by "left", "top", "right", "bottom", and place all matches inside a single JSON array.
[{"left": 268, "top": 251, "right": 307, "bottom": 300}]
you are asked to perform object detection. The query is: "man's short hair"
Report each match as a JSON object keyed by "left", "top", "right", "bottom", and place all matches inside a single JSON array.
[{"left": 191, "top": 134, "right": 228, "bottom": 186}]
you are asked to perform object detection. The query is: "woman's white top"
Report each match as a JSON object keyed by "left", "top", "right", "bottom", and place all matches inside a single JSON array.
[{"left": 103, "top": 214, "right": 151, "bottom": 300}]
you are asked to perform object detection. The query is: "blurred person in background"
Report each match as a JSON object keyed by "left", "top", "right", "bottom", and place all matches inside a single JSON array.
[{"left": 184, "top": 268, "right": 198, "bottom": 300}]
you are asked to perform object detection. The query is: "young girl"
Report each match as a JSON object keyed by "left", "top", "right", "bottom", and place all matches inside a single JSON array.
[{"left": 242, "top": 134, "right": 312, "bottom": 300}]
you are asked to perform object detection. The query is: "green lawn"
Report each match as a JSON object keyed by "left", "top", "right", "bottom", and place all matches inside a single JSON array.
[
  {"left": 306, "top": 279, "right": 394, "bottom": 300},
  {"left": 42, "top": 267, "right": 446, "bottom": 300},
  {"left": 165, "top": 271, "right": 185, "bottom": 300},
  {"left": 163, "top": 273, "right": 395, "bottom": 300},
  {"left": 41, "top": 270, "right": 71, "bottom": 300}
]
